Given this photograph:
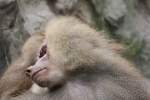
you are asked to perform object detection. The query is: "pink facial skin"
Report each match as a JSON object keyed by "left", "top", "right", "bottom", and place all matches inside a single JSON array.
[{"left": 26, "top": 44, "right": 65, "bottom": 88}]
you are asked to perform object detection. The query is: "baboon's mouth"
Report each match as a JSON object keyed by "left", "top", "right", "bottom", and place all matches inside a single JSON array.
[
  {"left": 39, "top": 45, "right": 47, "bottom": 58},
  {"left": 31, "top": 67, "right": 48, "bottom": 80}
]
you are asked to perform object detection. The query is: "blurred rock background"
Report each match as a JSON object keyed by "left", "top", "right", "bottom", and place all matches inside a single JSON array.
[{"left": 0, "top": 0, "right": 150, "bottom": 78}]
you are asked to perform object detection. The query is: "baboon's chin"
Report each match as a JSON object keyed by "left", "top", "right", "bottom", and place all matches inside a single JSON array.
[
  {"left": 36, "top": 80, "right": 50, "bottom": 88},
  {"left": 36, "top": 80, "right": 64, "bottom": 91},
  {"left": 32, "top": 73, "right": 50, "bottom": 87}
]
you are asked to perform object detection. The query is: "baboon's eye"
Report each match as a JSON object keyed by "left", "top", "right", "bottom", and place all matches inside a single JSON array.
[{"left": 39, "top": 45, "right": 47, "bottom": 58}]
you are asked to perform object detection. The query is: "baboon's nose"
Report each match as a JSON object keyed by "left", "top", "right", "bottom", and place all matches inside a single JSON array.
[{"left": 25, "top": 67, "right": 32, "bottom": 77}]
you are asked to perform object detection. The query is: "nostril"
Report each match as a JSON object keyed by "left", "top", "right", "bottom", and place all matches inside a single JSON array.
[
  {"left": 26, "top": 69, "right": 31, "bottom": 73},
  {"left": 25, "top": 69, "right": 31, "bottom": 77}
]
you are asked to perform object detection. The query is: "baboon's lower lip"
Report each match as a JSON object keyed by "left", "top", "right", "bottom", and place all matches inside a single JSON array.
[{"left": 31, "top": 68, "right": 47, "bottom": 79}]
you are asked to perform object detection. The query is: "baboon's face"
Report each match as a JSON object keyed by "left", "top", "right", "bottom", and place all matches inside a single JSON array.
[{"left": 26, "top": 44, "right": 65, "bottom": 88}]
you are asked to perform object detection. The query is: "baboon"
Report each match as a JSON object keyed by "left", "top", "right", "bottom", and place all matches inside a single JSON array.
[
  {"left": 1, "top": 16, "right": 150, "bottom": 100},
  {"left": 0, "top": 33, "right": 44, "bottom": 99}
]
